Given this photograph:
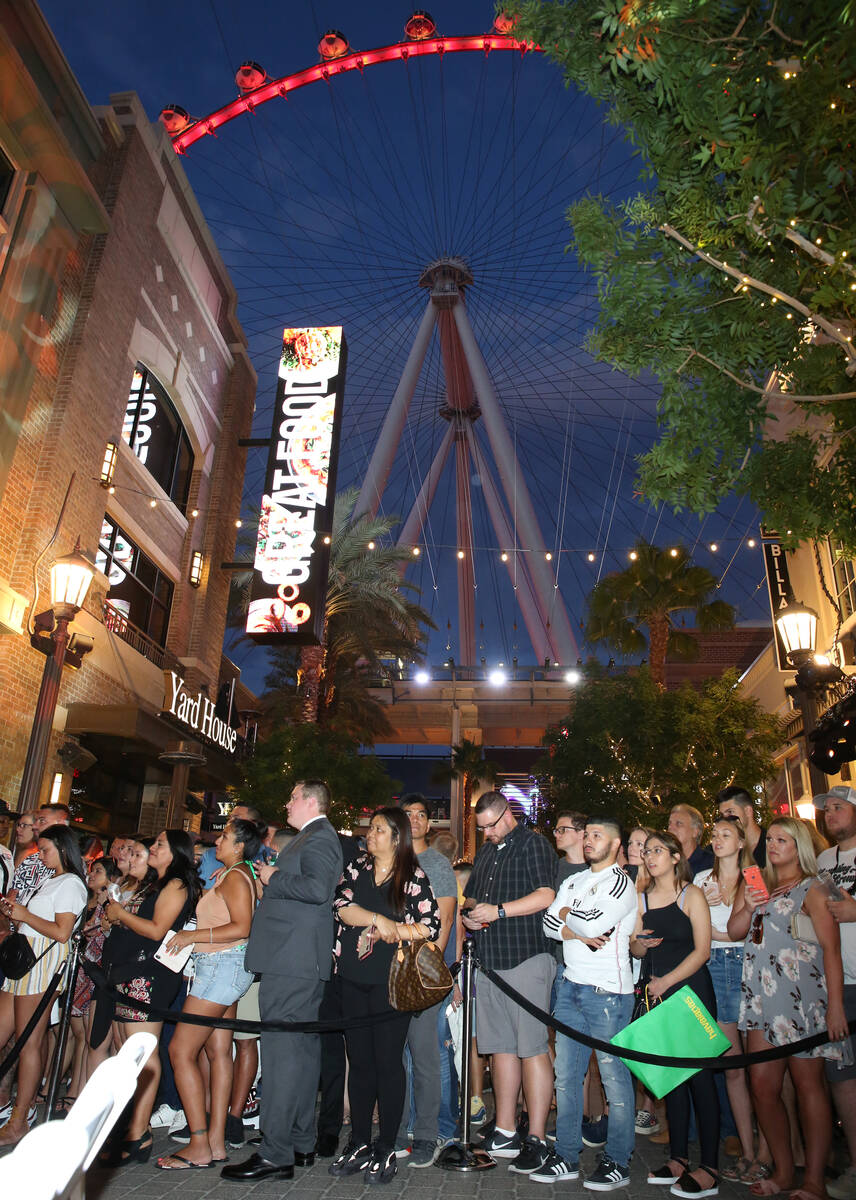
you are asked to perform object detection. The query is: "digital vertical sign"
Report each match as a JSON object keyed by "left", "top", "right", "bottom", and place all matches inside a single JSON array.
[
  {"left": 762, "top": 537, "right": 797, "bottom": 671},
  {"left": 246, "top": 327, "right": 347, "bottom": 644}
]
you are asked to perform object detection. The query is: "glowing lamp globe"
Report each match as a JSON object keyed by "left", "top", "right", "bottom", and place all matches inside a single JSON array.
[
  {"left": 414, "top": 669, "right": 431, "bottom": 686},
  {"left": 488, "top": 669, "right": 505, "bottom": 687},
  {"left": 319, "top": 30, "right": 349, "bottom": 60},
  {"left": 235, "top": 62, "right": 267, "bottom": 92},
  {"left": 775, "top": 600, "right": 818, "bottom": 667},
  {"left": 159, "top": 105, "right": 191, "bottom": 135},
  {"left": 405, "top": 11, "right": 436, "bottom": 40},
  {"left": 50, "top": 547, "right": 95, "bottom": 616}
]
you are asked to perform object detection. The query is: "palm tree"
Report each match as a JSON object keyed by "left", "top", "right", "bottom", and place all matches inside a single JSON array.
[
  {"left": 227, "top": 490, "right": 434, "bottom": 736},
  {"left": 585, "top": 541, "right": 735, "bottom": 687},
  {"left": 432, "top": 739, "right": 500, "bottom": 858}
]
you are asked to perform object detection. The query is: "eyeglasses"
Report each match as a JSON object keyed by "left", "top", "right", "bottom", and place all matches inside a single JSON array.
[
  {"left": 751, "top": 910, "right": 764, "bottom": 945},
  {"left": 642, "top": 846, "right": 668, "bottom": 858},
  {"left": 476, "top": 804, "right": 509, "bottom": 832},
  {"left": 16, "top": 819, "right": 34, "bottom": 829},
  {"left": 554, "top": 825, "right": 578, "bottom": 835}
]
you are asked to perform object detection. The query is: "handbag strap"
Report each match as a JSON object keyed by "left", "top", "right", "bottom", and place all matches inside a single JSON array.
[{"left": 26, "top": 907, "right": 87, "bottom": 967}]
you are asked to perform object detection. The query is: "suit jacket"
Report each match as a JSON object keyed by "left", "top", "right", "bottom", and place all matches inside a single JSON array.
[{"left": 245, "top": 816, "right": 343, "bottom": 979}]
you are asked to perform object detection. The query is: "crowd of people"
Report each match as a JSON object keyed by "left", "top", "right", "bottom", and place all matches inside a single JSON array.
[{"left": 0, "top": 781, "right": 854, "bottom": 1197}]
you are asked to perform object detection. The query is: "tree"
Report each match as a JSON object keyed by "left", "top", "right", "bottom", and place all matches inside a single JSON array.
[
  {"left": 432, "top": 738, "right": 500, "bottom": 857},
  {"left": 538, "top": 666, "right": 782, "bottom": 830},
  {"left": 516, "top": 0, "right": 856, "bottom": 550},
  {"left": 233, "top": 722, "right": 400, "bottom": 830},
  {"left": 585, "top": 541, "right": 734, "bottom": 685}
]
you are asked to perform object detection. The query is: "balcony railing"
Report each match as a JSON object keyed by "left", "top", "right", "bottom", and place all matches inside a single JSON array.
[{"left": 102, "top": 601, "right": 181, "bottom": 672}]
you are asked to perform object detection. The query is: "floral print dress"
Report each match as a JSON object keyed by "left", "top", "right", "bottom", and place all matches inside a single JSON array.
[{"left": 738, "top": 877, "right": 839, "bottom": 1060}]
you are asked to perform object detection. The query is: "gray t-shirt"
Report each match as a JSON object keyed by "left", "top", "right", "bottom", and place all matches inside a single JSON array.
[{"left": 417, "top": 846, "right": 457, "bottom": 965}]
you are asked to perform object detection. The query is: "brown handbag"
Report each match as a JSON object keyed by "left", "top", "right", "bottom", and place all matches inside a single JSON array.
[{"left": 388, "top": 932, "right": 454, "bottom": 1012}]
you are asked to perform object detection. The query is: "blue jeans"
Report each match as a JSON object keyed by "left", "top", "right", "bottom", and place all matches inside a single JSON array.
[
  {"left": 554, "top": 978, "right": 635, "bottom": 1168},
  {"left": 437, "top": 1006, "right": 459, "bottom": 1139}
]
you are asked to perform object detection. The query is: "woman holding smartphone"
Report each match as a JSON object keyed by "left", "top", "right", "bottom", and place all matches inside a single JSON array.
[
  {"left": 631, "top": 831, "right": 719, "bottom": 1198},
  {"left": 729, "top": 817, "right": 846, "bottom": 1200}
]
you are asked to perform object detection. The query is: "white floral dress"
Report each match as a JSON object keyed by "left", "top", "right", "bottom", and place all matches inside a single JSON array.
[{"left": 738, "top": 878, "right": 838, "bottom": 1060}]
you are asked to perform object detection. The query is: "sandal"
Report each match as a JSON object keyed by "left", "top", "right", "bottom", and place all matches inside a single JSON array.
[
  {"left": 649, "top": 1159, "right": 690, "bottom": 1185},
  {"left": 155, "top": 1154, "right": 215, "bottom": 1170},
  {"left": 51, "top": 1095, "right": 77, "bottom": 1119},
  {"left": 670, "top": 1167, "right": 719, "bottom": 1198},
  {"left": 740, "top": 1161, "right": 773, "bottom": 1185},
  {"left": 99, "top": 1130, "right": 153, "bottom": 1166},
  {"left": 722, "top": 1157, "right": 753, "bottom": 1181}
]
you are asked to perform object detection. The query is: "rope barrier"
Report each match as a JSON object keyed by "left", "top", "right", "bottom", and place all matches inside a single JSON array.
[
  {"left": 475, "top": 958, "right": 850, "bottom": 1070},
  {"left": 0, "top": 963, "right": 67, "bottom": 1081},
  {"left": 83, "top": 963, "right": 423, "bottom": 1034}
]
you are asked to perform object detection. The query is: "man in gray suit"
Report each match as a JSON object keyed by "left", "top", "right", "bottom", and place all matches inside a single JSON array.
[{"left": 222, "top": 779, "right": 343, "bottom": 1181}]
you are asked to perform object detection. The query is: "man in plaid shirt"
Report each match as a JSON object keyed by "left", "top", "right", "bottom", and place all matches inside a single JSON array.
[{"left": 462, "top": 791, "right": 556, "bottom": 1175}]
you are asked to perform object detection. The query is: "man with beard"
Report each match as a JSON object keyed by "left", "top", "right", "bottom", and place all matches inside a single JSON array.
[
  {"left": 538, "top": 819, "right": 637, "bottom": 1190},
  {"left": 815, "top": 786, "right": 856, "bottom": 1199}
]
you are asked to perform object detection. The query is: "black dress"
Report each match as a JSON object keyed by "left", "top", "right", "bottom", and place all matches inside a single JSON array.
[
  {"left": 643, "top": 887, "right": 720, "bottom": 1173},
  {"left": 107, "top": 886, "right": 193, "bottom": 1021}
]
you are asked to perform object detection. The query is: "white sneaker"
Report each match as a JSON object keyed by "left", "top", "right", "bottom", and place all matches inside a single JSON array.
[
  {"left": 829, "top": 1167, "right": 856, "bottom": 1200},
  {"left": 151, "top": 1103, "right": 180, "bottom": 1128},
  {"left": 0, "top": 1100, "right": 37, "bottom": 1126},
  {"left": 168, "top": 1108, "right": 187, "bottom": 1135}
]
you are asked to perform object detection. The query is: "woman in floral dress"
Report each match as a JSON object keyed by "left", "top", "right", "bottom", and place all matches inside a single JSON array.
[
  {"left": 729, "top": 817, "right": 846, "bottom": 1200},
  {"left": 328, "top": 806, "right": 439, "bottom": 1185}
]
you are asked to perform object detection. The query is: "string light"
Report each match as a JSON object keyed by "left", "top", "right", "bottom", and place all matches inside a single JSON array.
[
  {"left": 587, "top": 552, "right": 596, "bottom": 562},
  {"left": 150, "top": 499, "right": 157, "bottom": 508},
  {"left": 670, "top": 548, "right": 679, "bottom": 557},
  {"left": 457, "top": 549, "right": 465, "bottom": 559},
  {"left": 629, "top": 550, "right": 638, "bottom": 561},
  {"left": 368, "top": 540, "right": 375, "bottom": 550},
  {"left": 235, "top": 519, "right": 242, "bottom": 527},
  {"left": 500, "top": 552, "right": 509, "bottom": 562},
  {"left": 545, "top": 551, "right": 553, "bottom": 561},
  {"left": 412, "top": 546, "right": 420, "bottom": 556},
  {"left": 191, "top": 509, "right": 199, "bottom": 518},
  {"left": 323, "top": 535, "right": 331, "bottom": 545},
  {"left": 747, "top": 538, "right": 757, "bottom": 548},
  {"left": 710, "top": 543, "right": 719, "bottom": 552}
]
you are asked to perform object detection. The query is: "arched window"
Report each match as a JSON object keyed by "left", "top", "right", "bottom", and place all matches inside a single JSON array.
[{"left": 122, "top": 365, "right": 194, "bottom": 510}]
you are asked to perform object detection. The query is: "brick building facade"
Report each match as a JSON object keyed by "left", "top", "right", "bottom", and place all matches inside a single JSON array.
[{"left": 0, "top": 2, "right": 256, "bottom": 837}]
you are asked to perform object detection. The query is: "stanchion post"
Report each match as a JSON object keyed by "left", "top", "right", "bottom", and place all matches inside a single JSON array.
[
  {"left": 435, "top": 939, "right": 496, "bottom": 1172},
  {"left": 42, "top": 929, "right": 83, "bottom": 1120}
]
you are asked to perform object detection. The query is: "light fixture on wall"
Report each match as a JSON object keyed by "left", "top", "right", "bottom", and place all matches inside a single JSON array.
[
  {"left": 99, "top": 442, "right": 118, "bottom": 489},
  {"left": 189, "top": 550, "right": 204, "bottom": 588}
]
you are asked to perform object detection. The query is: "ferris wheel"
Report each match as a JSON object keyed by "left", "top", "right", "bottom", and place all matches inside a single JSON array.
[{"left": 158, "top": 3, "right": 769, "bottom": 668}]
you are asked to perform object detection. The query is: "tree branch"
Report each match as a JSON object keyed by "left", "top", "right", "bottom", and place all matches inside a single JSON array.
[
  {"left": 746, "top": 196, "right": 856, "bottom": 279},
  {"left": 660, "top": 222, "right": 856, "bottom": 367},
  {"left": 674, "top": 347, "right": 856, "bottom": 402}
]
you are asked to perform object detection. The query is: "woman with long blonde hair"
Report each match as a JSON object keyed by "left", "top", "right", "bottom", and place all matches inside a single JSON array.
[{"left": 729, "top": 817, "right": 846, "bottom": 1200}]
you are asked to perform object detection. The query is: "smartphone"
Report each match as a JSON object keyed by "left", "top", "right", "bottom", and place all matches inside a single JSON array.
[
  {"left": 741, "top": 865, "right": 770, "bottom": 900},
  {"left": 817, "top": 869, "right": 846, "bottom": 902}
]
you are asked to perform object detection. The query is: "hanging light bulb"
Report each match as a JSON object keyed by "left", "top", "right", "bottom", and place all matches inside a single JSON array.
[{"left": 457, "top": 549, "right": 465, "bottom": 559}]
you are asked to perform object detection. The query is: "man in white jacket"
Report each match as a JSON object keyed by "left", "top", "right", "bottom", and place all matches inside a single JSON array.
[{"left": 534, "top": 818, "right": 637, "bottom": 1190}]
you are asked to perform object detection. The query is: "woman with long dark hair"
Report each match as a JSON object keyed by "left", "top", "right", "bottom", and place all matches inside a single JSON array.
[
  {"left": 632, "top": 830, "right": 719, "bottom": 1198},
  {"left": 99, "top": 829, "right": 201, "bottom": 1165},
  {"left": 157, "top": 818, "right": 262, "bottom": 1169},
  {"left": 0, "top": 826, "right": 87, "bottom": 1143},
  {"left": 329, "top": 807, "right": 439, "bottom": 1185}
]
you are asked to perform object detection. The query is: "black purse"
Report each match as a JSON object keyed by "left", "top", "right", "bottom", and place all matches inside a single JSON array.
[{"left": 0, "top": 932, "right": 44, "bottom": 980}]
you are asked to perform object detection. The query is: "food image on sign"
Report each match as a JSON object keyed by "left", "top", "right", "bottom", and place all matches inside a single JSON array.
[{"left": 246, "top": 325, "right": 347, "bottom": 645}]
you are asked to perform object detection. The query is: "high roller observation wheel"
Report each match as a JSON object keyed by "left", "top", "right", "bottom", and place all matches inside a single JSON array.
[
  {"left": 162, "top": 30, "right": 541, "bottom": 154},
  {"left": 162, "top": 7, "right": 771, "bottom": 666}
]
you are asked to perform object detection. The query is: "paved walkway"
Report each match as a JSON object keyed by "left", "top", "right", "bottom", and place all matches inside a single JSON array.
[{"left": 83, "top": 1130, "right": 750, "bottom": 1200}]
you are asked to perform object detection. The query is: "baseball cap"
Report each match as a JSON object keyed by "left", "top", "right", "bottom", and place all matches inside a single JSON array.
[
  {"left": 0, "top": 799, "right": 12, "bottom": 818},
  {"left": 812, "top": 785, "right": 856, "bottom": 810}
]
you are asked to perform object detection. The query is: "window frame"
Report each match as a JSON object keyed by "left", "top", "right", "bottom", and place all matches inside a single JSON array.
[
  {"left": 122, "top": 364, "right": 194, "bottom": 512},
  {"left": 96, "top": 516, "right": 175, "bottom": 648}
]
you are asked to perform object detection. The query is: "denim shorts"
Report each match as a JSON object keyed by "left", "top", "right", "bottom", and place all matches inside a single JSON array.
[
  {"left": 189, "top": 945, "right": 254, "bottom": 1006},
  {"left": 708, "top": 945, "right": 744, "bottom": 1025}
]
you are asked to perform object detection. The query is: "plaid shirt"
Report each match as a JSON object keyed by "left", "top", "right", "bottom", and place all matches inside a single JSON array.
[{"left": 464, "top": 823, "right": 556, "bottom": 970}]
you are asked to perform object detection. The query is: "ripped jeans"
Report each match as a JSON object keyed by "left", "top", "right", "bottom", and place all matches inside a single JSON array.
[{"left": 553, "top": 977, "right": 635, "bottom": 1168}]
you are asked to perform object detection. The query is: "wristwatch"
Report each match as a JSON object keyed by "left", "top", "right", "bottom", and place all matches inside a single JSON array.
[{"left": 497, "top": 904, "right": 507, "bottom": 919}]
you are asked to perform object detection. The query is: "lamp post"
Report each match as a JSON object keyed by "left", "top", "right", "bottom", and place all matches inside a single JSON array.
[
  {"left": 775, "top": 599, "right": 844, "bottom": 800},
  {"left": 18, "top": 543, "right": 95, "bottom": 812}
]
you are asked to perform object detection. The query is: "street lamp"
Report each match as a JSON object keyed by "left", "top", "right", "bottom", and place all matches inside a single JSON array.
[
  {"left": 18, "top": 541, "right": 95, "bottom": 812},
  {"left": 775, "top": 598, "right": 844, "bottom": 799}
]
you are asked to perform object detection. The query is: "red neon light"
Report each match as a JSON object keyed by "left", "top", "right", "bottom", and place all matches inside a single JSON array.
[{"left": 171, "top": 35, "right": 541, "bottom": 154}]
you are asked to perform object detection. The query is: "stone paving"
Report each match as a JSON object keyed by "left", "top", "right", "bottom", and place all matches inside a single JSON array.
[{"left": 80, "top": 1129, "right": 750, "bottom": 1200}]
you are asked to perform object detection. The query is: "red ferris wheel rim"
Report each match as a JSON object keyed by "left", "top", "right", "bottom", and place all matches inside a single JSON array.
[{"left": 168, "top": 34, "right": 542, "bottom": 155}]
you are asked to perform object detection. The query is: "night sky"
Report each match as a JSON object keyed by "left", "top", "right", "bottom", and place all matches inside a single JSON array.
[{"left": 39, "top": 1, "right": 772, "bottom": 688}]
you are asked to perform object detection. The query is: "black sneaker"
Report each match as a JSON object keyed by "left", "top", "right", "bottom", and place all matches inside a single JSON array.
[
  {"left": 365, "top": 1145, "right": 397, "bottom": 1185},
  {"left": 480, "top": 1127, "right": 522, "bottom": 1159},
  {"left": 584, "top": 1154, "right": 631, "bottom": 1191},
  {"left": 581, "top": 1114, "right": 608, "bottom": 1148},
  {"left": 225, "top": 1112, "right": 245, "bottom": 1148},
  {"left": 328, "top": 1140, "right": 372, "bottom": 1177},
  {"left": 531, "top": 1151, "right": 581, "bottom": 1184},
  {"left": 508, "top": 1136, "right": 551, "bottom": 1175}
]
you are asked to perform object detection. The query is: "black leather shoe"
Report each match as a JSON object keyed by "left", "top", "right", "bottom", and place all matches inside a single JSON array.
[
  {"left": 315, "top": 1132, "right": 339, "bottom": 1158},
  {"left": 220, "top": 1153, "right": 294, "bottom": 1181},
  {"left": 294, "top": 1151, "right": 315, "bottom": 1167}
]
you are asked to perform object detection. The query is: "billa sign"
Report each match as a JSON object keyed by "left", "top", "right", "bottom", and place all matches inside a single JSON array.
[
  {"left": 162, "top": 671, "right": 238, "bottom": 755},
  {"left": 246, "top": 327, "right": 347, "bottom": 644},
  {"left": 762, "top": 540, "right": 797, "bottom": 671}
]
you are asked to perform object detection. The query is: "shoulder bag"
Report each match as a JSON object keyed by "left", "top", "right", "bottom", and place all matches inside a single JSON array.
[
  {"left": 388, "top": 930, "right": 454, "bottom": 1012},
  {"left": 0, "top": 932, "right": 51, "bottom": 980}
]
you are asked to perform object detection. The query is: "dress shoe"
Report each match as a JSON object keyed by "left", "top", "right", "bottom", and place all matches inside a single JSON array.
[
  {"left": 294, "top": 1151, "right": 315, "bottom": 1167},
  {"left": 220, "top": 1152, "right": 294, "bottom": 1181},
  {"left": 315, "top": 1132, "right": 339, "bottom": 1157}
]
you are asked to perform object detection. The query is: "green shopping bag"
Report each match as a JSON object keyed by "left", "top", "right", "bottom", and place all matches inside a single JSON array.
[{"left": 610, "top": 984, "right": 730, "bottom": 1098}]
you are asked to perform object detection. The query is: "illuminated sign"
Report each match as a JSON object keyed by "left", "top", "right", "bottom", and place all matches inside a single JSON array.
[
  {"left": 246, "top": 327, "right": 346, "bottom": 643},
  {"left": 162, "top": 671, "right": 238, "bottom": 755},
  {"left": 762, "top": 540, "right": 797, "bottom": 671}
]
